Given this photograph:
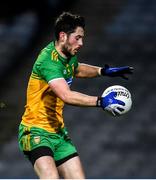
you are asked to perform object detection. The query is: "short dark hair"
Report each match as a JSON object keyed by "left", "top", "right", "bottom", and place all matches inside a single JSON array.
[{"left": 54, "top": 12, "right": 85, "bottom": 40}]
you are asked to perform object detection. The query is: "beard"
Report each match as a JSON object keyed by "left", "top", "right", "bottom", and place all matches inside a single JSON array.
[{"left": 62, "top": 43, "right": 74, "bottom": 59}]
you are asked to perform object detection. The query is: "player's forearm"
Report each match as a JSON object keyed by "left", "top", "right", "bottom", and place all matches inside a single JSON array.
[
  {"left": 75, "top": 63, "right": 102, "bottom": 78},
  {"left": 62, "top": 90, "right": 98, "bottom": 106}
]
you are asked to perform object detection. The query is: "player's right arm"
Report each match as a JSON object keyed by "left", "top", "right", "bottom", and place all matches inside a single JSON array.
[
  {"left": 49, "top": 78, "right": 97, "bottom": 107},
  {"left": 49, "top": 79, "right": 125, "bottom": 116}
]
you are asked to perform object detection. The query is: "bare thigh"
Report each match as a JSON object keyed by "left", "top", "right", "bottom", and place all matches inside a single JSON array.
[
  {"left": 34, "top": 156, "right": 59, "bottom": 179},
  {"left": 57, "top": 156, "right": 85, "bottom": 179}
]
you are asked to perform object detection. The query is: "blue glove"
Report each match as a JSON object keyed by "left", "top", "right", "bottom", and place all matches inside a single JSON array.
[
  {"left": 101, "top": 64, "right": 134, "bottom": 80},
  {"left": 97, "top": 92, "right": 125, "bottom": 116}
]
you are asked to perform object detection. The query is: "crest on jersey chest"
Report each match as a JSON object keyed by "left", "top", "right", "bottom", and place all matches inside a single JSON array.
[
  {"left": 33, "top": 136, "right": 41, "bottom": 144},
  {"left": 63, "top": 69, "right": 67, "bottom": 75}
]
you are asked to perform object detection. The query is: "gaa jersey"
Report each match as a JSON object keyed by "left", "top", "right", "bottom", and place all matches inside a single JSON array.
[{"left": 21, "top": 41, "right": 78, "bottom": 133}]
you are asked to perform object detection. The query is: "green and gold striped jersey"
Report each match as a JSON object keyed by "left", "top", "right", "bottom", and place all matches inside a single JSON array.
[{"left": 21, "top": 41, "right": 78, "bottom": 133}]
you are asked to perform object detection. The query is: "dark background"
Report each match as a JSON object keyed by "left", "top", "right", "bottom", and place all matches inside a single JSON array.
[{"left": 0, "top": 0, "right": 156, "bottom": 178}]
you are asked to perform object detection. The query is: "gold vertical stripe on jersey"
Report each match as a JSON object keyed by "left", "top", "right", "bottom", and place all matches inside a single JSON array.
[{"left": 51, "top": 50, "right": 58, "bottom": 61}]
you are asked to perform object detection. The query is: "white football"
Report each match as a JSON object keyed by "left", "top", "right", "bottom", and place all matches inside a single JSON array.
[{"left": 102, "top": 85, "right": 132, "bottom": 115}]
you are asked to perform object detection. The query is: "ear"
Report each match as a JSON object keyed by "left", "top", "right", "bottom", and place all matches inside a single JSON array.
[{"left": 59, "top": 32, "right": 67, "bottom": 42}]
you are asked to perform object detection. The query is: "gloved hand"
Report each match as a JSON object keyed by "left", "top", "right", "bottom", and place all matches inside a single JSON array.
[
  {"left": 97, "top": 91, "right": 125, "bottom": 116},
  {"left": 101, "top": 64, "right": 134, "bottom": 80}
]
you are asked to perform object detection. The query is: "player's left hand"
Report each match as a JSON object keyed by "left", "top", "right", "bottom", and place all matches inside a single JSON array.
[{"left": 101, "top": 64, "right": 134, "bottom": 80}]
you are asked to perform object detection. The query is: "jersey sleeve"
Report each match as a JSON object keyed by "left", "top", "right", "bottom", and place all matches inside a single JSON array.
[{"left": 35, "top": 51, "right": 64, "bottom": 83}]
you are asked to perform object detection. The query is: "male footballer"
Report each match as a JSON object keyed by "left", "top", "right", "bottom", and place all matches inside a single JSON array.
[{"left": 18, "top": 12, "right": 133, "bottom": 179}]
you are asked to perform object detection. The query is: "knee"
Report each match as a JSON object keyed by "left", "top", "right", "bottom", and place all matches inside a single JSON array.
[
  {"left": 38, "top": 167, "right": 59, "bottom": 179},
  {"left": 34, "top": 155, "right": 59, "bottom": 178}
]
